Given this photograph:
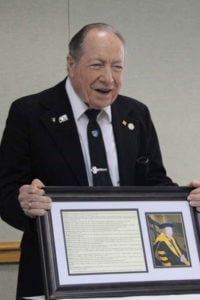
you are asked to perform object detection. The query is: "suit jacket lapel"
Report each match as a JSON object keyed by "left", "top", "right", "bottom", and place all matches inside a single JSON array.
[
  {"left": 112, "top": 96, "right": 139, "bottom": 186},
  {"left": 39, "top": 80, "right": 88, "bottom": 186}
]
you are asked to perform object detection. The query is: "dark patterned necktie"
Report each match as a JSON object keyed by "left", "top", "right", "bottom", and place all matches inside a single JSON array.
[{"left": 85, "top": 109, "right": 112, "bottom": 186}]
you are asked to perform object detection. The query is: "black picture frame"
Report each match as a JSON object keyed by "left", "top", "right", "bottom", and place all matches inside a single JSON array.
[{"left": 37, "top": 186, "right": 200, "bottom": 299}]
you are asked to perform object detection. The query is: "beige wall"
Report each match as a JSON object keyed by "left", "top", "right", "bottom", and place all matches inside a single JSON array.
[
  {"left": 0, "top": 0, "right": 69, "bottom": 242},
  {"left": 1, "top": 0, "right": 200, "bottom": 242},
  {"left": 0, "top": 1, "right": 200, "bottom": 296},
  {"left": 0, "top": 264, "right": 18, "bottom": 300}
]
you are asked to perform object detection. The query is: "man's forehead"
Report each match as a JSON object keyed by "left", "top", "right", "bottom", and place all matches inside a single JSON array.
[
  {"left": 85, "top": 28, "right": 116, "bottom": 38},
  {"left": 81, "top": 30, "right": 124, "bottom": 59},
  {"left": 84, "top": 28, "right": 124, "bottom": 47}
]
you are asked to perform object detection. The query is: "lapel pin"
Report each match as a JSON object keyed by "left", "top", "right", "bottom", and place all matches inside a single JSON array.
[
  {"left": 122, "top": 120, "right": 127, "bottom": 126},
  {"left": 59, "top": 114, "right": 68, "bottom": 123},
  {"left": 128, "top": 123, "right": 135, "bottom": 130}
]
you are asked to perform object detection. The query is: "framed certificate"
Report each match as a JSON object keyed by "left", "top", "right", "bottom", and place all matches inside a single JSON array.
[{"left": 37, "top": 186, "right": 200, "bottom": 299}]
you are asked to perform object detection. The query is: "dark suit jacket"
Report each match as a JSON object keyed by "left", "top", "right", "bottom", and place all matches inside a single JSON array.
[{"left": 0, "top": 79, "right": 174, "bottom": 297}]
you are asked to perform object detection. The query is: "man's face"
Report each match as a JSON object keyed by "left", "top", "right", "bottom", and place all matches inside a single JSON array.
[
  {"left": 67, "top": 29, "right": 124, "bottom": 109},
  {"left": 163, "top": 227, "right": 173, "bottom": 239}
]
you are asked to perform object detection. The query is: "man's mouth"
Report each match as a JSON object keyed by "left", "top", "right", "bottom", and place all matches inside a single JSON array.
[{"left": 94, "top": 88, "right": 112, "bottom": 94}]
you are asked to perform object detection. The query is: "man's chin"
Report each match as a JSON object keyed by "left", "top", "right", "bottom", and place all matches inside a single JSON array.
[
  {"left": 87, "top": 96, "right": 116, "bottom": 109},
  {"left": 88, "top": 101, "right": 111, "bottom": 109}
]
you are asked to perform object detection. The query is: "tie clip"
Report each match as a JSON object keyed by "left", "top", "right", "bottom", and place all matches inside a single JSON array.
[{"left": 91, "top": 166, "right": 108, "bottom": 174}]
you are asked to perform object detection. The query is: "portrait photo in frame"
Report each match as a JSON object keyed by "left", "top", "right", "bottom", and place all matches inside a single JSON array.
[
  {"left": 37, "top": 186, "right": 200, "bottom": 299},
  {"left": 146, "top": 213, "right": 191, "bottom": 269}
]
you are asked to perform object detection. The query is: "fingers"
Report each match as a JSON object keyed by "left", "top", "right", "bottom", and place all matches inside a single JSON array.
[
  {"left": 19, "top": 184, "right": 44, "bottom": 195},
  {"left": 23, "top": 199, "right": 52, "bottom": 217},
  {"left": 19, "top": 179, "right": 45, "bottom": 193},
  {"left": 18, "top": 179, "right": 52, "bottom": 218},
  {"left": 188, "top": 180, "right": 200, "bottom": 188},
  {"left": 195, "top": 206, "right": 200, "bottom": 213},
  {"left": 188, "top": 187, "right": 200, "bottom": 196},
  {"left": 187, "top": 180, "right": 200, "bottom": 212},
  {"left": 189, "top": 198, "right": 200, "bottom": 211},
  {"left": 21, "top": 195, "right": 52, "bottom": 218},
  {"left": 32, "top": 178, "right": 45, "bottom": 189}
]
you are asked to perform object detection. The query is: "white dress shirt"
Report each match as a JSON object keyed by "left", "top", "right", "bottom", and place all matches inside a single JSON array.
[{"left": 66, "top": 77, "right": 120, "bottom": 186}]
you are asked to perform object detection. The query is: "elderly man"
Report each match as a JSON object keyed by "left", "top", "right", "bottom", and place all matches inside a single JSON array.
[
  {"left": 153, "top": 223, "right": 190, "bottom": 267},
  {"left": 0, "top": 23, "right": 200, "bottom": 299}
]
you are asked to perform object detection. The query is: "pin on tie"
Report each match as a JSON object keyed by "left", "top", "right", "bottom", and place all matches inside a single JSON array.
[{"left": 91, "top": 130, "right": 99, "bottom": 137}]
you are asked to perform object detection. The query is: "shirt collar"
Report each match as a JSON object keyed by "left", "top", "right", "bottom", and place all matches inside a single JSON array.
[{"left": 65, "top": 78, "right": 112, "bottom": 123}]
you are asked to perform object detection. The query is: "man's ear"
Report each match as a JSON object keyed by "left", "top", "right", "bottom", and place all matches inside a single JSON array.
[{"left": 67, "top": 55, "right": 76, "bottom": 77}]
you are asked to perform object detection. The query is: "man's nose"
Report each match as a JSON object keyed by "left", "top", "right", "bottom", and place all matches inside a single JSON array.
[{"left": 99, "top": 67, "right": 114, "bottom": 84}]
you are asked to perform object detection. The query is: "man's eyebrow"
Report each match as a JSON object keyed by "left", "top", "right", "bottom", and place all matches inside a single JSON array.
[
  {"left": 87, "top": 58, "right": 104, "bottom": 63},
  {"left": 87, "top": 58, "right": 123, "bottom": 64},
  {"left": 112, "top": 60, "right": 124, "bottom": 64}
]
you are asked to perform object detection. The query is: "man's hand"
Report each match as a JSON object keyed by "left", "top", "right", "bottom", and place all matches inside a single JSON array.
[
  {"left": 18, "top": 179, "right": 52, "bottom": 218},
  {"left": 187, "top": 180, "right": 200, "bottom": 212}
]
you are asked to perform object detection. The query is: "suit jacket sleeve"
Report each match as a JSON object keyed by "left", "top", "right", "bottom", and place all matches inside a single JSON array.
[
  {"left": 0, "top": 100, "right": 33, "bottom": 231},
  {"left": 135, "top": 104, "right": 176, "bottom": 186}
]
